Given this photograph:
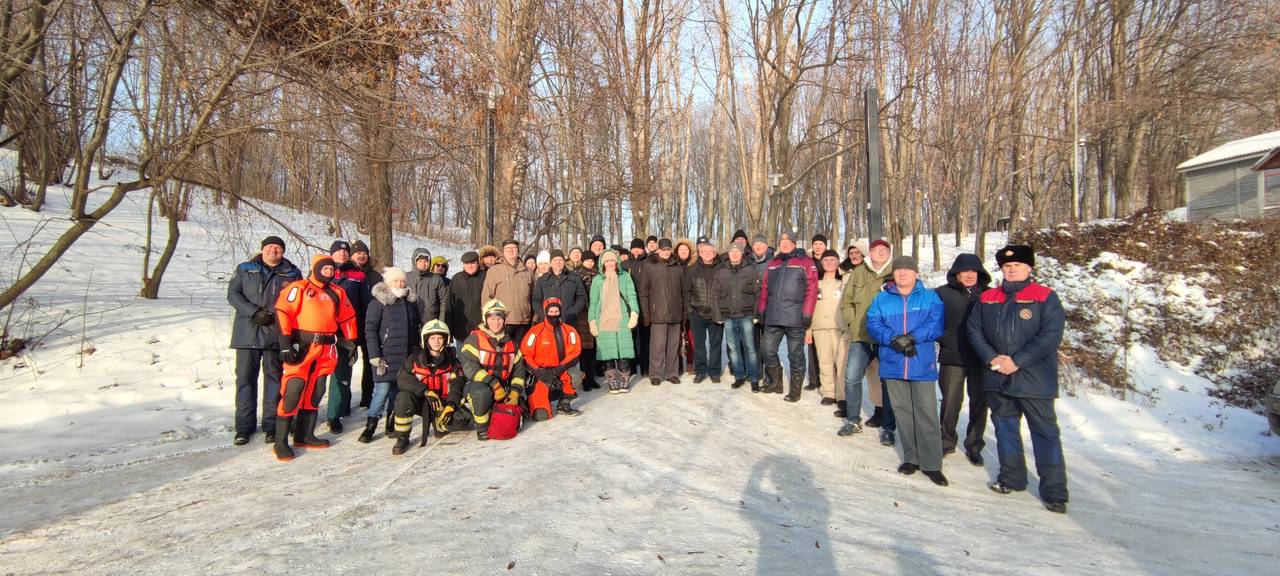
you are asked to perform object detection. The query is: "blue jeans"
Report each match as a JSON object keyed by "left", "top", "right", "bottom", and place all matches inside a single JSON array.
[
  {"left": 689, "top": 312, "right": 724, "bottom": 377},
  {"left": 723, "top": 316, "right": 760, "bottom": 381},
  {"left": 843, "top": 342, "right": 894, "bottom": 430},
  {"left": 369, "top": 380, "right": 399, "bottom": 418}
]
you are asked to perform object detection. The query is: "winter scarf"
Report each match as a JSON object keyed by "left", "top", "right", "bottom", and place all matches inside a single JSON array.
[{"left": 599, "top": 252, "right": 623, "bottom": 331}]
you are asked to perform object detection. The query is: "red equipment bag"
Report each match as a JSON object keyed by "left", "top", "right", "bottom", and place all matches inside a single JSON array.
[{"left": 488, "top": 402, "right": 523, "bottom": 440}]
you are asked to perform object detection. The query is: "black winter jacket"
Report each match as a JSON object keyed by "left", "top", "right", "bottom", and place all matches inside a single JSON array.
[
  {"left": 638, "top": 256, "right": 687, "bottom": 324},
  {"left": 936, "top": 254, "right": 991, "bottom": 367},
  {"left": 532, "top": 270, "right": 588, "bottom": 324},
  {"left": 683, "top": 256, "right": 723, "bottom": 320},
  {"left": 227, "top": 255, "right": 301, "bottom": 349},
  {"left": 365, "top": 282, "right": 422, "bottom": 382},
  {"left": 966, "top": 279, "right": 1065, "bottom": 399},
  {"left": 336, "top": 262, "right": 371, "bottom": 344},
  {"left": 447, "top": 269, "right": 486, "bottom": 341},
  {"left": 715, "top": 258, "right": 761, "bottom": 319}
]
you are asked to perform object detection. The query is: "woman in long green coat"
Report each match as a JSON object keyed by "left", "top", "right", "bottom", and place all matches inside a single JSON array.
[{"left": 589, "top": 250, "right": 640, "bottom": 393}]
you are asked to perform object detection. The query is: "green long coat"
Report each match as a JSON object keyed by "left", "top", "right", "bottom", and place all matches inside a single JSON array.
[{"left": 589, "top": 271, "right": 640, "bottom": 361}]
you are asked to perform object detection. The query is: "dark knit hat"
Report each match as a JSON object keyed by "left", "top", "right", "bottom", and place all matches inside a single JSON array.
[
  {"left": 630, "top": 238, "right": 645, "bottom": 250},
  {"left": 461, "top": 251, "right": 479, "bottom": 263},
  {"left": 732, "top": 229, "right": 749, "bottom": 243},
  {"left": 812, "top": 233, "right": 829, "bottom": 245},
  {"left": 329, "top": 240, "right": 351, "bottom": 254},
  {"left": 646, "top": 235, "right": 658, "bottom": 243},
  {"left": 995, "top": 244, "right": 1035, "bottom": 267},
  {"left": 351, "top": 240, "right": 369, "bottom": 254},
  {"left": 261, "top": 236, "right": 285, "bottom": 249},
  {"left": 751, "top": 234, "right": 768, "bottom": 246},
  {"left": 610, "top": 244, "right": 625, "bottom": 253},
  {"left": 869, "top": 239, "right": 891, "bottom": 252},
  {"left": 820, "top": 249, "right": 841, "bottom": 260},
  {"left": 658, "top": 238, "right": 673, "bottom": 249},
  {"left": 549, "top": 248, "right": 566, "bottom": 260},
  {"left": 589, "top": 235, "right": 606, "bottom": 248},
  {"left": 502, "top": 238, "right": 520, "bottom": 248},
  {"left": 891, "top": 255, "right": 919, "bottom": 273},
  {"left": 581, "top": 251, "right": 598, "bottom": 263}
]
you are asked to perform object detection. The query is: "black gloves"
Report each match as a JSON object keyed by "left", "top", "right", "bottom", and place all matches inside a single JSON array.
[
  {"left": 251, "top": 308, "right": 275, "bottom": 326},
  {"left": 890, "top": 334, "right": 918, "bottom": 357},
  {"left": 278, "top": 335, "right": 301, "bottom": 364}
]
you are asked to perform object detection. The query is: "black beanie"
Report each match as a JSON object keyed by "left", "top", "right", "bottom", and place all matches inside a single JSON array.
[
  {"left": 630, "top": 238, "right": 645, "bottom": 250},
  {"left": 261, "top": 236, "right": 285, "bottom": 249},
  {"left": 995, "top": 245, "right": 1035, "bottom": 267},
  {"left": 732, "top": 229, "right": 748, "bottom": 242},
  {"left": 811, "top": 233, "right": 828, "bottom": 245},
  {"left": 351, "top": 240, "right": 370, "bottom": 254},
  {"left": 329, "top": 240, "right": 351, "bottom": 254}
]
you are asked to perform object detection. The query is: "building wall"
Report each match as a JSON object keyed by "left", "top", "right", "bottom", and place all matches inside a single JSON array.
[{"left": 1185, "top": 157, "right": 1262, "bottom": 221}]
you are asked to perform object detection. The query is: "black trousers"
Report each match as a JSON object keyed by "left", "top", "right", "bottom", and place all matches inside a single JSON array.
[
  {"left": 938, "top": 363, "right": 987, "bottom": 453},
  {"left": 989, "top": 392, "right": 1069, "bottom": 503},
  {"left": 234, "top": 348, "right": 282, "bottom": 435},
  {"left": 359, "top": 344, "right": 374, "bottom": 407}
]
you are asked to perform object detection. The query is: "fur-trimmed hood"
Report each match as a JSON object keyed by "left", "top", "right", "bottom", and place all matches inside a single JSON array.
[{"left": 372, "top": 282, "right": 418, "bottom": 305}]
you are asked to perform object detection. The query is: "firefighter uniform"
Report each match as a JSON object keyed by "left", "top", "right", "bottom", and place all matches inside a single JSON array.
[
  {"left": 392, "top": 320, "right": 465, "bottom": 454},
  {"left": 272, "top": 254, "right": 358, "bottom": 461},
  {"left": 458, "top": 301, "right": 528, "bottom": 440}
]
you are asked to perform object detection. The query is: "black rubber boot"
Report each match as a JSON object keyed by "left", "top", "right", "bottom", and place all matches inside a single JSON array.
[
  {"left": 834, "top": 400, "right": 848, "bottom": 418},
  {"left": 784, "top": 371, "right": 804, "bottom": 402},
  {"left": 295, "top": 410, "right": 331, "bottom": 448},
  {"left": 765, "top": 366, "right": 784, "bottom": 394},
  {"left": 750, "top": 380, "right": 761, "bottom": 393},
  {"left": 358, "top": 417, "right": 378, "bottom": 443},
  {"left": 392, "top": 433, "right": 410, "bottom": 456},
  {"left": 328, "top": 417, "right": 344, "bottom": 434},
  {"left": 274, "top": 417, "right": 295, "bottom": 461},
  {"left": 384, "top": 412, "right": 394, "bottom": 438},
  {"left": 476, "top": 427, "right": 490, "bottom": 441}
]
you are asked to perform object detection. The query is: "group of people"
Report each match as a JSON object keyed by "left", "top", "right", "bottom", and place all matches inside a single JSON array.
[{"left": 228, "top": 230, "right": 1069, "bottom": 514}]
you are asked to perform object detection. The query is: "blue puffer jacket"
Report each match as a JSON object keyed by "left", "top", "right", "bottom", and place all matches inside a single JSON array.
[
  {"left": 965, "top": 280, "right": 1065, "bottom": 398},
  {"left": 365, "top": 283, "right": 422, "bottom": 383},
  {"left": 865, "top": 280, "right": 945, "bottom": 381}
]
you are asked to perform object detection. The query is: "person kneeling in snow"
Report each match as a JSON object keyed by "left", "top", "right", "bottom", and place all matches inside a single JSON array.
[
  {"left": 966, "top": 244, "right": 1069, "bottom": 514},
  {"left": 521, "top": 297, "right": 584, "bottom": 420},
  {"left": 458, "top": 300, "right": 529, "bottom": 441},
  {"left": 391, "top": 320, "right": 463, "bottom": 455},
  {"left": 272, "top": 254, "right": 359, "bottom": 461}
]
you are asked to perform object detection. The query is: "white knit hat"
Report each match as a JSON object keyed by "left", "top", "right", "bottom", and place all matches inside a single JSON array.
[
  {"left": 382, "top": 266, "right": 407, "bottom": 285},
  {"left": 536, "top": 250, "right": 551, "bottom": 264}
]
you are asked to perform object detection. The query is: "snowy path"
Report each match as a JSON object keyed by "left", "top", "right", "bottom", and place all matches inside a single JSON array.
[{"left": 2, "top": 376, "right": 1277, "bottom": 576}]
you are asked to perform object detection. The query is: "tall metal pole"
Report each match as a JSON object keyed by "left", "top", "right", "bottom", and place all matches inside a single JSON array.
[
  {"left": 865, "top": 87, "right": 883, "bottom": 242},
  {"left": 487, "top": 101, "right": 496, "bottom": 244},
  {"left": 1071, "top": 46, "right": 1080, "bottom": 226}
]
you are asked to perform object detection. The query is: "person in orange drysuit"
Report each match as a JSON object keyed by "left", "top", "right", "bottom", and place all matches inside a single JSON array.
[
  {"left": 520, "top": 297, "right": 584, "bottom": 420},
  {"left": 273, "top": 253, "right": 359, "bottom": 461}
]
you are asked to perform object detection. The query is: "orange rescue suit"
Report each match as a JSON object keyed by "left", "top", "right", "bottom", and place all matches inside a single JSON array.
[
  {"left": 520, "top": 319, "right": 581, "bottom": 419},
  {"left": 274, "top": 256, "right": 358, "bottom": 417}
]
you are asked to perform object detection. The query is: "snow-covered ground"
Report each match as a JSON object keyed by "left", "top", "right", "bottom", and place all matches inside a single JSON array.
[{"left": 0, "top": 162, "right": 1277, "bottom": 574}]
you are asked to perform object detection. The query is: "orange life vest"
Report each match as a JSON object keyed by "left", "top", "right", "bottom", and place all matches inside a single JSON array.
[
  {"left": 412, "top": 361, "right": 455, "bottom": 397},
  {"left": 474, "top": 330, "right": 516, "bottom": 381}
]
